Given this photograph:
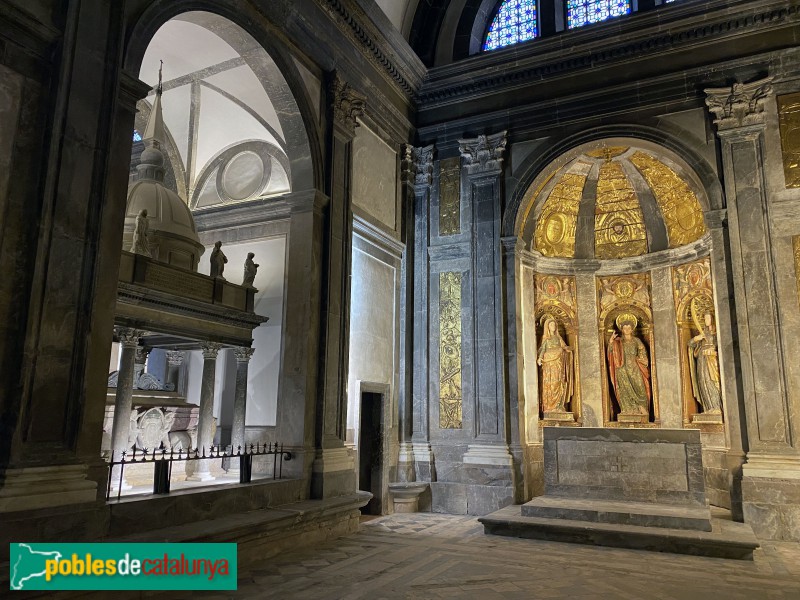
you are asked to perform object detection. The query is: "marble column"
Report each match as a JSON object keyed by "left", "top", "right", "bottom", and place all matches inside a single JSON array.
[
  {"left": 311, "top": 73, "right": 365, "bottom": 498},
  {"left": 109, "top": 327, "right": 143, "bottom": 490},
  {"left": 165, "top": 350, "right": 184, "bottom": 392},
  {"left": 188, "top": 342, "right": 221, "bottom": 482},
  {"left": 706, "top": 78, "right": 800, "bottom": 539},
  {"left": 230, "top": 347, "right": 254, "bottom": 459}
]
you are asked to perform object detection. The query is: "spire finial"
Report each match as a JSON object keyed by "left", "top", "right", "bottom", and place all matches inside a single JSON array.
[{"left": 157, "top": 59, "right": 163, "bottom": 95}]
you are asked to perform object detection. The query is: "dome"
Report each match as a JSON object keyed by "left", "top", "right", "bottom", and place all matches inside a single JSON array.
[
  {"left": 531, "top": 146, "right": 706, "bottom": 259},
  {"left": 123, "top": 80, "right": 204, "bottom": 271},
  {"left": 123, "top": 178, "right": 205, "bottom": 271}
]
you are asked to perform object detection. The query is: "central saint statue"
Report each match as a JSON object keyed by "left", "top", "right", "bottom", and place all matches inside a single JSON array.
[{"left": 607, "top": 313, "right": 651, "bottom": 418}]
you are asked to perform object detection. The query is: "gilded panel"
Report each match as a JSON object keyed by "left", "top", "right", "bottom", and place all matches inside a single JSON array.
[
  {"left": 439, "top": 271, "right": 462, "bottom": 429},
  {"left": 439, "top": 157, "right": 461, "bottom": 236},
  {"left": 594, "top": 161, "right": 648, "bottom": 259},
  {"left": 585, "top": 146, "right": 628, "bottom": 160},
  {"left": 777, "top": 93, "right": 800, "bottom": 189},
  {"left": 630, "top": 151, "right": 706, "bottom": 247},
  {"left": 533, "top": 170, "right": 587, "bottom": 257}
]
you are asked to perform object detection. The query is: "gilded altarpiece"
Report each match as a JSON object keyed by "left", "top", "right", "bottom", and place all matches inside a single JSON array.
[
  {"left": 777, "top": 93, "right": 800, "bottom": 189},
  {"left": 439, "top": 272, "right": 463, "bottom": 428},
  {"left": 534, "top": 275, "right": 580, "bottom": 425},
  {"left": 439, "top": 157, "right": 461, "bottom": 236},
  {"left": 596, "top": 273, "right": 659, "bottom": 426},
  {"left": 672, "top": 258, "right": 723, "bottom": 431}
]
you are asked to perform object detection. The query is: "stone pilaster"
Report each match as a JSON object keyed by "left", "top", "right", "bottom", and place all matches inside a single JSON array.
[
  {"left": 409, "top": 144, "right": 436, "bottom": 483},
  {"left": 188, "top": 342, "right": 221, "bottom": 481},
  {"left": 311, "top": 73, "right": 365, "bottom": 498},
  {"left": 706, "top": 78, "right": 800, "bottom": 539},
  {"left": 230, "top": 347, "right": 254, "bottom": 458}
]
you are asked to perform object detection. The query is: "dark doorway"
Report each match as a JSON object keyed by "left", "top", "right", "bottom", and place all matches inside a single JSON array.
[{"left": 358, "top": 390, "right": 383, "bottom": 515}]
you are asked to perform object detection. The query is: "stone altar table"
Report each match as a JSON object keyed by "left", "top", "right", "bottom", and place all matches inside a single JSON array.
[{"left": 480, "top": 427, "right": 759, "bottom": 559}]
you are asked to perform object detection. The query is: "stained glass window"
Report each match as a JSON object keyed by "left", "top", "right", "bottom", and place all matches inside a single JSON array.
[
  {"left": 484, "top": 0, "right": 538, "bottom": 51},
  {"left": 132, "top": 130, "right": 143, "bottom": 142},
  {"left": 567, "top": 1, "right": 631, "bottom": 29}
]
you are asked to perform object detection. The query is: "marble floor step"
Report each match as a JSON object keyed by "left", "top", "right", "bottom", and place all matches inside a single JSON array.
[
  {"left": 521, "top": 496, "right": 712, "bottom": 531},
  {"left": 480, "top": 504, "right": 759, "bottom": 560}
]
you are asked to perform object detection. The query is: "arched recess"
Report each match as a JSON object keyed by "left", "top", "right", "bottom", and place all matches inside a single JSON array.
[
  {"left": 506, "top": 135, "right": 743, "bottom": 510},
  {"left": 122, "top": 0, "right": 323, "bottom": 193}
]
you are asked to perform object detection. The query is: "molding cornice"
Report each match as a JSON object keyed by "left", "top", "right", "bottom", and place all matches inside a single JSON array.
[
  {"left": 317, "top": 0, "right": 425, "bottom": 100},
  {"left": 417, "top": 1, "right": 799, "bottom": 108}
]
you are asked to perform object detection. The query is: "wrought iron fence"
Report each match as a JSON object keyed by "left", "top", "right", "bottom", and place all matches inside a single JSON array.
[{"left": 106, "top": 443, "right": 292, "bottom": 500}]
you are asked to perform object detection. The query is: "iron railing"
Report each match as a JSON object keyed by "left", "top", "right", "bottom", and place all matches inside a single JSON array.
[{"left": 105, "top": 443, "right": 292, "bottom": 500}]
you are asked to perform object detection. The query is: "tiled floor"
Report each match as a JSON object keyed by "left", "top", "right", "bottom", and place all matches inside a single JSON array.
[{"left": 227, "top": 513, "right": 800, "bottom": 599}]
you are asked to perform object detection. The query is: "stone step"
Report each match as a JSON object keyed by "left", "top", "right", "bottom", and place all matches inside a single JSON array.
[
  {"left": 522, "top": 496, "right": 712, "bottom": 531},
  {"left": 480, "top": 505, "right": 759, "bottom": 560}
]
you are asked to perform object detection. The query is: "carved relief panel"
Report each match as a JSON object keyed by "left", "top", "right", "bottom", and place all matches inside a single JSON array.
[
  {"left": 534, "top": 275, "right": 580, "bottom": 425},
  {"left": 439, "top": 157, "right": 461, "bottom": 236},
  {"left": 439, "top": 272, "right": 463, "bottom": 429},
  {"left": 672, "top": 258, "right": 723, "bottom": 430},
  {"left": 596, "top": 273, "right": 658, "bottom": 426},
  {"left": 777, "top": 92, "right": 800, "bottom": 189}
]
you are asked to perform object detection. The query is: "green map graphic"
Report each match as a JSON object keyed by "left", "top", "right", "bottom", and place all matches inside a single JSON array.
[{"left": 10, "top": 544, "right": 62, "bottom": 590}]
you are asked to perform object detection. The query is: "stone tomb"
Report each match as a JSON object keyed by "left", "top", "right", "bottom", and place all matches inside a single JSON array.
[{"left": 480, "top": 427, "right": 759, "bottom": 559}]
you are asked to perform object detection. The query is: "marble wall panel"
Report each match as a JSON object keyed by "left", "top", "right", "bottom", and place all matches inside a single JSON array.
[{"left": 352, "top": 122, "right": 397, "bottom": 230}]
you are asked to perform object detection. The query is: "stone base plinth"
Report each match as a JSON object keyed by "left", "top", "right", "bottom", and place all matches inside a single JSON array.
[
  {"left": 543, "top": 411, "right": 575, "bottom": 423},
  {"left": 480, "top": 505, "right": 759, "bottom": 560},
  {"left": 0, "top": 464, "right": 98, "bottom": 512},
  {"left": 617, "top": 414, "right": 649, "bottom": 424},
  {"left": 693, "top": 412, "right": 723, "bottom": 424},
  {"left": 388, "top": 482, "right": 429, "bottom": 513}
]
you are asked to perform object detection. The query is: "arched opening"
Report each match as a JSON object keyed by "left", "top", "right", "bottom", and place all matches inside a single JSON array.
[{"left": 103, "top": 9, "right": 318, "bottom": 496}]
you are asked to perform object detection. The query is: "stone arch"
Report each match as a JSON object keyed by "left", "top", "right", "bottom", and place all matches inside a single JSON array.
[
  {"left": 122, "top": 0, "right": 323, "bottom": 193},
  {"left": 503, "top": 124, "right": 723, "bottom": 239}
]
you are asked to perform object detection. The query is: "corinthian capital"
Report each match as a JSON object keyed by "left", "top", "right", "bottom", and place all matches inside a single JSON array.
[
  {"left": 402, "top": 144, "right": 434, "bottom": 187},
  {"left": 200, "top": 342, "right": 223, "bottom": 359},
  {"left": 233, "top": 346, "right": 255, "bottom": 363},
  {"left": 330, "top": 73, "right": 366, "bottom": 139},
  {"left": 704, "top": 77, "right": 774, "bottom": 132},
  {"left": 115, "top": 326, "right": 144, "bottom": 349},
  {"left": 459, "top": 131, "right": 507, "bottom": 175}
]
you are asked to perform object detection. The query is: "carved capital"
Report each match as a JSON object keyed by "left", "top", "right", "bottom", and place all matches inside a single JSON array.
[
  {"left": 704, "top": 77, "right": 774, "bottom": 132},
  {"left": 459, "top": 131, "right": 507, "bottom": 175},
  {"left": 165, "top": 350, "right": 185, "bottom": 367},
  {"left": 401, "top": 144, "right": 435, "bottom": 187},
  {"left": 234, "top": 346, "right": 255, "bottom": 363},
  {"left": 200, "top": 342, "right": 223, "bottom": 359},
  {"left": 115, "top": 327, "right": 144, "bottom": 349},
  {"left": 134, "top": 346, "right": 151, "bottom": 365},
  {"left": 330, "top": 73, "right": 366, "bottom": 139}
]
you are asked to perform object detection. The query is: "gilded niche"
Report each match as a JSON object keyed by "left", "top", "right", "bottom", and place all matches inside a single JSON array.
[
  {"left": 439, "top": 157, "right": 461, "bottom": 236},
  {"left": 439, "top": 271, "right": 462, "bottom": 429},
  {"left": 594, "top": 161, "right": 648, "bottom": 259},
  {"left": 596, "top": 273, "right": 657, "bottom": 425},
  {"left": 672, "top": 259, "right": 723, "bottom": 426},
  {"left": 533, "top": 168, "right": 588, "bottom": 257},
  {"left": 777, "top": 93, "right": 800, "bottom": 189},
  {"left": 534, "top": 275, "right": 579, "bottom": 423},
  {"left": 630, "top": 151, "right": 706, "bottom": 247}
]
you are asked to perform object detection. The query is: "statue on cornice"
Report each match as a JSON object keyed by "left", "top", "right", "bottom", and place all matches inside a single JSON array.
[
  {"left": 131, "top": 209, "right": 151, "bottom": 257},
  {"left": 242, "top": 252, "right": 259, "bottom": 289},
  {"left": 210, "top": 241, "right": 228, "bottom": 279}
]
